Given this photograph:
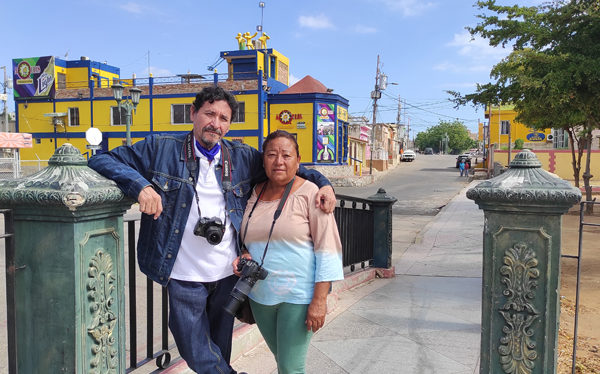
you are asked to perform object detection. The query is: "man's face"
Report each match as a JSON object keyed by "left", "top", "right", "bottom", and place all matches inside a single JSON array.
[{"left": 190, "top": 100, "right": 232, "bottom": 149}]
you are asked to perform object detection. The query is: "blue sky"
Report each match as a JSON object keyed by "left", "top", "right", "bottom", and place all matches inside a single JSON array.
[{"left": 1, "top": 0, "right": 542, "bottom": 135}]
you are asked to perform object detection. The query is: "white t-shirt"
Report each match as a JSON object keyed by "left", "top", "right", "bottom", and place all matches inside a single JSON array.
[{"left": 170, "top": 146, "right": 237, "bottom": 282}]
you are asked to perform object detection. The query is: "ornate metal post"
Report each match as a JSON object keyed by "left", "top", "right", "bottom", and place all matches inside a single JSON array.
[
  {"left": 367, "top": 188, "right": 397, "bottom": 271},
  {"left": 0, "top": 144, "right": 132, "bottom": 373},
  {"left": 467, "top": 149, "right": 580, "bottom": 374}
]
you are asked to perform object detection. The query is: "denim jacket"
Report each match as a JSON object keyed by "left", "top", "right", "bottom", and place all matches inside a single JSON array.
[{"left": 88, "top": 133, "right": 330, "bottom": 286}]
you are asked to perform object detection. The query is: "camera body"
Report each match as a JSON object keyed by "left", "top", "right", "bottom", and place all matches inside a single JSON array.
[
  {"left": 223, "top": 258, "right": 268, "bottom": 317},
  {"left": 193, "top": 216, "right": 225, "bottom": 245}
]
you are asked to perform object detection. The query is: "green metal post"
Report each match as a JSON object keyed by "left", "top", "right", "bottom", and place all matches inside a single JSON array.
[
  {"left": 0, "top": 144, "right": 132, "bottom": 373},
  {"left": 467, "top": 149, "right": 581, "bottom": 374},
  {"left": 367, "top": 188, "right": 397, "bottom": 270}
]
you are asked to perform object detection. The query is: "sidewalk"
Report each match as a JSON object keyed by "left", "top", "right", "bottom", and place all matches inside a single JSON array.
[{"left": 228, "top": 182, "right": 485, "bottom": 374}]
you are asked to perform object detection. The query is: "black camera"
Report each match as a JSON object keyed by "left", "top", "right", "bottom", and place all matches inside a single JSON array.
[
  {"left": 223, "top": 258, "right": 268, "bottom": 317},
  {"left": 193, "top": 216, "right": 225, "bottom": 245}
]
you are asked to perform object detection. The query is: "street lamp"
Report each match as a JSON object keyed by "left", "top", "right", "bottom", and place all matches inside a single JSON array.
[{"left": 111, "top": 84, "right": 142, "bottom": 146}]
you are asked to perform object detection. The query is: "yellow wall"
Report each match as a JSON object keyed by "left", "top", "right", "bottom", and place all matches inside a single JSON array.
[
  {"left": 494, "top": 149, "right": 600, "bottom": 183},
  {"left": 486, "top": 105, "right": 552, "bottom": 147},
  {"left": 92, "top": 68, "right": 119, "bottom": 88},
  {"left": 151, "top": 97, "right": 193, "bottom": 132},
  {"left": 65, "top": 67, "right": 89, "bottom": 89},
  {"left": 256, "top": 51, "right": 265, "bottom": 76},
  {"left": 271, "top": 50, "right": 289, "bottom": 85},
  {"left": 54, "top": 101, "right": 91, "bottom": 129},
  {"left": 269, "top": 102, "right": 314, "bottom": 163}
]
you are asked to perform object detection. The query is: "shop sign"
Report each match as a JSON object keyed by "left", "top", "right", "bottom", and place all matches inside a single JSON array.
[
  {"left": 526, "top": 132, "right": 545, "bottom": 141},
  {"left": 276, "top": 110, "right": 302, "bottom": 124},
  {"left": 12, "top": 56, "right": 56, "bottom": 99}
]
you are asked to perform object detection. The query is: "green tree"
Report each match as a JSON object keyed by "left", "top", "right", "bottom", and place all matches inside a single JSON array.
[
  {"left": 415, "top": 120, "right": 476, "bottom": 154},
  {"left": 448, "top": 0, "right": 600, "bottom": 211},
  {"left": 514, "top": 138, "right": 524, "bottom": 150}
]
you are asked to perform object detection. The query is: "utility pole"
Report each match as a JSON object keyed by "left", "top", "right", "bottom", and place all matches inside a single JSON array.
[
  {"left": 1, "top": 66, "right": 8, "bottom": 132},
  {"left": 369, "top": 55, "right": 381, "bottom": 175}
]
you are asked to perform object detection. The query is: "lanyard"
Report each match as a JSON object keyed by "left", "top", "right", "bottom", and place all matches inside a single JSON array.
[
  {"left": 184, "top": 131, "right": 232, "bottom": 224},
  {"left": 241, "top": 177, "right": 295, "bottom": 266}
]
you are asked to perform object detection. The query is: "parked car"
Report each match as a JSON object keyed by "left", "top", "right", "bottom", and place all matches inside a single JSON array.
[
  {"left": 424, "top": 147, "right": 434, "bottom": 155},
  {"left": 401, "top": 150, "right": 416, "bottom": 162},
  {"left": 456, "top": 153, "right": 472, "bottom": 168}
]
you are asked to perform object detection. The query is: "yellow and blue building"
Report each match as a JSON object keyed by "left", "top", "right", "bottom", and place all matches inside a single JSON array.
[{"left": 11, "top": 41, "right": 350, "bottom": 167}]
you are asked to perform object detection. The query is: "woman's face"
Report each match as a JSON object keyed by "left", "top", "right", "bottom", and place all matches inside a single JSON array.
[{"left": 263, "top": 136, "right": 300, "bottom": 187}]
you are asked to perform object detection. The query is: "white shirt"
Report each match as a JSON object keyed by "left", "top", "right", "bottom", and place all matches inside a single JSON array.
[{"left": 170, "top": 146, "right": 237, "bottom": 282}]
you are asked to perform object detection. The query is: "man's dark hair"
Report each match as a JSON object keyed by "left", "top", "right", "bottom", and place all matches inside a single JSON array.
[
  {"left": 262, "top": 130, "right": 300, "bottom": 157},
  {"left": 192, "top": 86, "right": 239, "bottom": 119}
]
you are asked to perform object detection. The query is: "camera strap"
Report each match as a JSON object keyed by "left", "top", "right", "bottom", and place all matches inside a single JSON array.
[
  {"left": 241, "top": 176, "right": 295, "bottom": 267},
  {"left": 184, "top": 131, "right": 232, "bottom": 227}
]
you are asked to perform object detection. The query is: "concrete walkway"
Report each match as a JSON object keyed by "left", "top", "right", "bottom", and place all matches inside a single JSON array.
[{"left": 227, "top": 182, "right": 484, "bottom": 374}]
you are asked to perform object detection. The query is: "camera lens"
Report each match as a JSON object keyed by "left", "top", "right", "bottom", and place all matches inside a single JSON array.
[{"left": 206, "top": 228, "right": 223, "bottom": 245}]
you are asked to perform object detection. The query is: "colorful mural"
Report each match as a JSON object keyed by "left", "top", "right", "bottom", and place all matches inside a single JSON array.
[
  {"left": 12, "top": 56, "right": 56, "bottom": 99},
  {"left": 316, "top": 103, "right": 335, "bottom": 162}
]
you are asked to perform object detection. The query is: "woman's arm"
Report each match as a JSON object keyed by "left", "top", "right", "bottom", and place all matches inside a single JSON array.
[{"left": 306, "top": 281, "right": 331, "bottom": 332}]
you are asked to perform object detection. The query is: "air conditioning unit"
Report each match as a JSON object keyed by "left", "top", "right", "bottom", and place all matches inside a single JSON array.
[
  {"left": 547, "top": 134, "right": 554, "bottom": 142},
  {"left": 44, "top": 112, "right": 67, "bottom": 127}
]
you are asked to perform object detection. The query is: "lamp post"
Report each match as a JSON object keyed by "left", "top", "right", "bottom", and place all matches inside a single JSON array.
[{"left": 111, "top": 84, "right": 142, "bottom": 146}]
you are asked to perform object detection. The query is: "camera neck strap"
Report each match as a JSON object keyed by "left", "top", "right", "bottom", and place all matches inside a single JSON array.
[
  {"left": 184, "top": 131, "right": 232, "bottom": 226},
  {"left": 241, "top": 176, "right": 295, "bottom": 267}
]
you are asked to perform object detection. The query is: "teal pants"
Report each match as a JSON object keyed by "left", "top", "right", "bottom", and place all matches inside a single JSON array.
[{"left": 249, "top": 299, "right": 313, "bottom": 374}]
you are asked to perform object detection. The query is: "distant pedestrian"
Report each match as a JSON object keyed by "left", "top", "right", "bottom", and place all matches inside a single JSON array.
[
  {"left": 464, "top": 160, "right": 470, "bottom": 177},
  {"left": 459, "top": 159, "right": 466, "bottom": 177}
]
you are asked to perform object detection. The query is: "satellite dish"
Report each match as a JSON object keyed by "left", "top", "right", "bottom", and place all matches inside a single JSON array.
[{"left": 86, "top": 127, "right": 103, "bottom": 146}]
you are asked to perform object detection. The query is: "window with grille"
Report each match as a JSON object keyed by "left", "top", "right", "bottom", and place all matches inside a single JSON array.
[
  {"left": 111, "top": 106, "right": 127, "bottom": 126},
  {"left": 57, "top": 73, "right": 67, "bottom": 89},
  {"left": 68, "top": 107, "right": 80, "bottom": 126},
  {"left": 172, "top": 104, "right": 192, "bottom": 124},
  {"left": 500, "top": 120, "right": 510, "bottom": 135},
  {"left": 232, "top": 102, "right": 245, "bottom": 123}
]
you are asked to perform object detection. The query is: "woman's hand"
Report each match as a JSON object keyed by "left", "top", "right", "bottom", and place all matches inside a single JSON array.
[
  {"left": 232, "top": 253, "right": 253, "bottom": 276},
  {"left": 306, "top": 282, "right": 331, "bottom": 332},
  {"left": 315, "top": 185, "right": 336, "bottom": 214}
]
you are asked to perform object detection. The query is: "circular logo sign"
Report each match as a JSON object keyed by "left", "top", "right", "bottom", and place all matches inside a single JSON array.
[
  {"left": 17, "top": 61, "right": 31, "bottom": 79},
  {"left": 279, "top": 110, "right": 292, "bottom": 124}
]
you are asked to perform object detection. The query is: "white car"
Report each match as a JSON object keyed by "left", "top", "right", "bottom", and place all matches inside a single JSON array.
[{"left": 401, "top": 150, "right": 416, "bottom": 162}]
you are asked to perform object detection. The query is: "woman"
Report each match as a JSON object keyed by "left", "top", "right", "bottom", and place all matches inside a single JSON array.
[{"left": 233, "top": 130, "right": 343, "bottom": 373}]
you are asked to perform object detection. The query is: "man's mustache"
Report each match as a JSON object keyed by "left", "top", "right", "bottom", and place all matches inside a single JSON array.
[{"left": 202, "top": 126, "right": 222, "bottom": 136}]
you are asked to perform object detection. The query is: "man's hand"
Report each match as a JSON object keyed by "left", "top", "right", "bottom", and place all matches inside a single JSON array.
[
  {"left": 138, "top": 186, "right": 163, "bottom": 220},
  {"left": 315, "top": 185, "right": 336, "bottom": 214}
]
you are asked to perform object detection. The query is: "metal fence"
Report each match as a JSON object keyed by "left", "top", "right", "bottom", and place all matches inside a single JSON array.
[
  {"left": 562, "top": 200, "right": 599, "bottom": 374},
  {"left": 1, "top": 191, "right": 381, "bottom": 372}
]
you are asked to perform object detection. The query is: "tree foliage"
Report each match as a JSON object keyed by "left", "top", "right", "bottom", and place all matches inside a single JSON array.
[
  {"left": 448, "top": 0, "right": 600, "bottom": 208},
  {"left": 415, "top": 120, "right": 476, "bottom": 154}
]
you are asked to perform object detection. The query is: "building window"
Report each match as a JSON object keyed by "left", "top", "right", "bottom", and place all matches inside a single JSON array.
[
  {"left": 111, "top": 106, "right": 127, "bottom": 126},
  {"left": 172, "top": 104, "right": 192, "bottom": 124},
  {"left": 500, "top": 120, "right": 510, "bottom": 135},
  {"left": 232, "top": 102, "right": 245, "bottom": 123},
  {"left": 68, "top": 107, "right": 80, "bottom": 127},
  {"left": 553, "top": 129, "right": 568, "bottom": 149},
  {"left": 57, "top": 73, "right": 67, "bottom": 89}
]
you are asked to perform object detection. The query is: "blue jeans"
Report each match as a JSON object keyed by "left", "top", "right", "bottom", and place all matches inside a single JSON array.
[{"left": 167, "top": 276, "right": 238, "bottom": 374}]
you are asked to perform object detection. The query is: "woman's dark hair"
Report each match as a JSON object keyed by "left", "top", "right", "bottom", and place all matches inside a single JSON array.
[
  {"left": 192, "top": 86, "right": 238, "bottom": 119},
  {"left": 262, "top": 130, "right": 299, "bottom": 157}
]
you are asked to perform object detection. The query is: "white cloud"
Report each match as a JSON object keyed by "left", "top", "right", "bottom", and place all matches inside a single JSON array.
[
  {"left": 289, "top": 73, "right": 301, "bottom": 85},
  {"left": 354, "top": 24, "right": 377, "bottom": 34},
  {"left": 119, "top": 2, "right": 143, "bottom": 14},
  {"left": 377, "top": 0, "right": 436, "bottom": 17},
  {"left": 447, "top": 31, "right": 509, "bottom": 61},
  {"left": 298, "top": 14, "right": 335, "bottom": 29},
  {"left": 140, "top": 67, "right": 173, "bottom": 78},
  {"left": 433, "top": 62, "right": 491, "bottom": 73}
]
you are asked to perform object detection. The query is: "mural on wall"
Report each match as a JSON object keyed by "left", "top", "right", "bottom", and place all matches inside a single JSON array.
[
  {"left": 12, "top": 56, "right": 56, "bottom": 99},
  {"left": 317, "top": 103, "right": 335, "bottom": 162}
]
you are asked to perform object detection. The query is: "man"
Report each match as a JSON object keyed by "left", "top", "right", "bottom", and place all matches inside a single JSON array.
[{"left": 88, "top": 86, "right": 335, "bottom": 374}]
